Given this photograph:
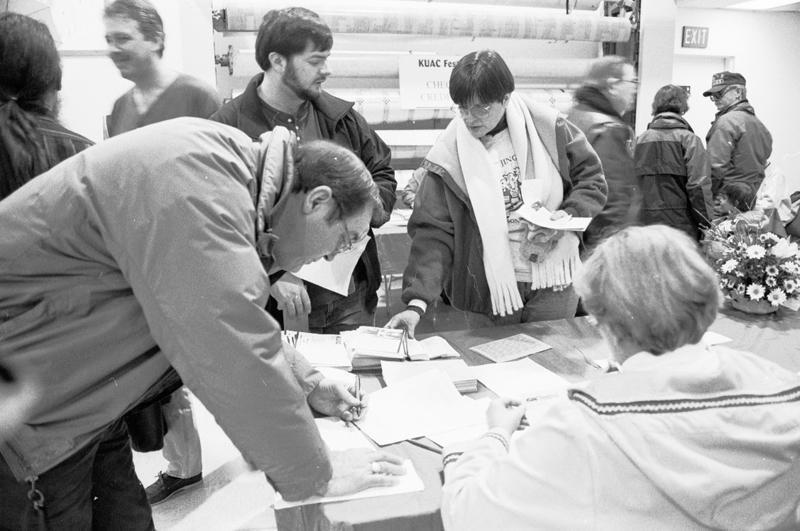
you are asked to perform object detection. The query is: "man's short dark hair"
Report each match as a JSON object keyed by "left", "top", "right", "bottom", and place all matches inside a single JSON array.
[
  {"left": 104, "top": 0, "right": 165, "bottom": 57},
  {"left": 651, "top": 84, "right": 689, "bottom": 115},
  {"left": 255, "top": 7, "right": 333, "bottom": 72},
  {"left": 449, "top": 50, "right": 515, "bottom": 106},
  {"left": 293, "top": 140, "right": 379, "bottom": 221}
]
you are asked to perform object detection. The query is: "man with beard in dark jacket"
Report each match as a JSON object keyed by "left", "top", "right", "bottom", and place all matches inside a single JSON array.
[
  {"left": 567, "top": 56, "right": 639, "bottom": 250},
  {"left": 211, "top": 7, "right": 396, "bottom": 335},
  {"left": 703, "top": 71, "right": 772, "bottom": 202}
]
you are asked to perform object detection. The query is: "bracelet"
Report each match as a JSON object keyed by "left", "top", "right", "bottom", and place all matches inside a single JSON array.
[{"left": 406, "top": 305, "right": 425, "bottom": 317}]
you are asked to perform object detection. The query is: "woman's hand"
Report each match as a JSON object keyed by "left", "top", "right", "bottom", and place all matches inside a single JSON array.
[{"left": 486, "top": 397, "right": 527, "bottom": 438}]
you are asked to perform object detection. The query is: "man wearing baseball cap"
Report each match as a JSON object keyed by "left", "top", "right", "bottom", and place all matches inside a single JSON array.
[{"left": 703, "top": 71, "right": 772, "bottom": 206}]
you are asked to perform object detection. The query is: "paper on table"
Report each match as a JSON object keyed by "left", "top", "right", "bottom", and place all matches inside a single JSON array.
[
  {"left": 273, "top": 417, "right": 425, "bottom": 509},
  {"left": 426, "top": 397, "right": 490, "bottom": 448},
  {"left": 470, "top": 333, "right": 551, "bottom": 363},
  {"left": 381, "top": 360, "right": 473, "bottom": 388},
  {"left": 702, "top": 331, "right": 732, "bottom": 346},
  {"left": 294, "top": 237, "right": 370, "bottom": 296},
  {"left": 516, "top": 203, "right": 591, "bottom": 231},
  {"left": 469, "top": 358, "right": 570, "bottom": 399},
  {"left": 355, "top": 370, "right": 477, "bottom": 446},
  {"left": 407, "top": 336, "right": 462, "bottom": 360},
  {"left": 291, "top": 332, "right": 352, "bottom": 370}
]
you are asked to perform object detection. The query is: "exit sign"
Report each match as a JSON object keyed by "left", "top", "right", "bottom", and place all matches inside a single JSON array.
[{"left": 682, "top": 26, "right": 709, "bottom": 49}]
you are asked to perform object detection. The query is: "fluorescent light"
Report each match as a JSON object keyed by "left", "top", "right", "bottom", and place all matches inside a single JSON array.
[{"left": 729, "top": 0, "right": 799, "bottom": 9}]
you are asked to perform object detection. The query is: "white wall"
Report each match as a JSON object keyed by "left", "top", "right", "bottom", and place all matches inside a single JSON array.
[
  {"left": 672, "top": 8, "right": 800, "bottom": 187},
  {"left": 635, "top": 1, "right": 677, "bottom": 134},
  {"left": 50, "top": 0, "right": 215, "bottom": 142}
]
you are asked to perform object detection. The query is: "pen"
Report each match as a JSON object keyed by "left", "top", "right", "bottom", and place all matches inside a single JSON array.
[
  {"left": 407, "top": 437, "right": 442, "bottom": 454},
  {"left": 354, "top": 374, "right": 362, "bottom": 418}
]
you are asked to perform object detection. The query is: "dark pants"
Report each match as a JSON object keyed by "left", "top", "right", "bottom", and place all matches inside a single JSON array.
[
  {"left": 307, "top": 282, "right": 376, "bottom": 334},
  {"left": 0, "top": 419, "right": 154, "bottom": 531}
]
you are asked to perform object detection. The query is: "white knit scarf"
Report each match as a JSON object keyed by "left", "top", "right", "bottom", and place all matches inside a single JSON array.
[{"left": 456, "top": 93, "right": 580, "bottom": 316}]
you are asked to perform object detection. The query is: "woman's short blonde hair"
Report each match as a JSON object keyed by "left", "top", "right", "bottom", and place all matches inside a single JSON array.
[{"left": 573, "top": 225, "right": 720, "bottom": 355}]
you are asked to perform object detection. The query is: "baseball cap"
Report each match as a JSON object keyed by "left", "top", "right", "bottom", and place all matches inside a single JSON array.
[{"left": 702, "top": 71, "right": 746, "bottom": 97}]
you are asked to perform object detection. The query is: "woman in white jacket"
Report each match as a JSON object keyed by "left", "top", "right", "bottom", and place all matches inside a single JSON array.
[{"left": 441, "top": 224, "right": 800, "bottom": 530}]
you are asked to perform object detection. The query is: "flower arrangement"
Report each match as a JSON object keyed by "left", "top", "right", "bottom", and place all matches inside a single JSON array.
[{"left": 704, "top": 217, "right": 800, "bottom": 311}]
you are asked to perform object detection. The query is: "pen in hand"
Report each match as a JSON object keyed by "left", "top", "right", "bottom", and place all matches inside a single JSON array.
[{"left": 354, "top": 374, "right": 362, "bottom": 419}]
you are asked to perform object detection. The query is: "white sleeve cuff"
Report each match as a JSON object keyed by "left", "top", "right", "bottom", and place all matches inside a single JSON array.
[{"left": 408, "top": 299, "right": 428, "bottom": 312}]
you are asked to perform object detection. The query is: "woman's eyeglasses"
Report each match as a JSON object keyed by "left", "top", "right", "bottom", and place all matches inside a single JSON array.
[{"left": 454, "top": 103, "right": 493, "bottom": 119}]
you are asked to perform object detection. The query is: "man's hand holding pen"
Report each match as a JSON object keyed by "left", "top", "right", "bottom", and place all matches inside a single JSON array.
[{"left": 307, "top": 378, "right": 366, "bottom": 423}]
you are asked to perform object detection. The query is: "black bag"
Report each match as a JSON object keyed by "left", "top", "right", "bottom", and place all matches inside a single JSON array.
[{"left": 124, "top": 400, "right": 169, "bottom": 452}]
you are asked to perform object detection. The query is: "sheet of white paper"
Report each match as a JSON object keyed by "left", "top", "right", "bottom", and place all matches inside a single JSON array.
[
  {"left": 469, "top": 358, "right": 569, "bottom": 399},
  {"left": 516, "top": 203, "right": 591, "bottom": 231},
  {"left": 407, "top": 336, "right": 462, "bottom": 360},
  {"left": 294, "top": 237, "right": 370, "bottom": 296},
  {"left": 291, "top": 332, "right": 352, "bottom": 369},
  {"left": 426, "top": 397, "right": 490, "bottom": 448},
  {"left": 470, "top": 333, "right": 551, "bottom": 363},
  {"left": 381, "top": 360, "right": 473, "bottom": 387},
  {"left": 702, "top": 331, "right": 733, "bottom": 346},
  {"left": 273, "top": 418, "right": 425, "bottom": 509},
  {"left": 355, "top": 370, "right": 476, "bottom": 445}
]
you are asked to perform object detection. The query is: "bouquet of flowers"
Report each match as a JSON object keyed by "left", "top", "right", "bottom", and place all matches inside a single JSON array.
[{"left": 704, "top": 217, "right": 800, "bottom": 310}]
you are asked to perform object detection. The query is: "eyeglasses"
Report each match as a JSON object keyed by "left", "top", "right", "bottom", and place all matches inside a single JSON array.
[
  {"left": 336, "top": 218, "right": 368, "bottom": 254},
  {"left": 617, "top": 77, "right": 639, "bottom": 86},
  {"left": 454, "top": 103, "right": 493, "bottom": 119},
  {"left": 709, "top": 87, "right": 734, "bottom": 102}
]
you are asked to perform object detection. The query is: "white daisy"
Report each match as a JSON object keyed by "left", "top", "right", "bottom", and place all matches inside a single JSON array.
[
  {"left": 766, "top": 277, "right": 777, "bottom": 287},
  {"left": 720, "top": 259, "right": 738, "bottom": 274},
  {"left": 745, "top": 245, "right": 766, "bottom": 260},
  {"left": 784, "top": 279, "right": 797, "bottom": 294},
  {"left": 765, "top": 265, "right": 779, "bottom": 276},
  {"left": 746, "top": 284, "right": 765, "bottom": 301},
  {"left": 767, "top": 289, "right": 787, "bottom": 307}
]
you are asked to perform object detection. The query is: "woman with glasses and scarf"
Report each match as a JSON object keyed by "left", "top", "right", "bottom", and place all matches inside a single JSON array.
[{"left": 387, "top": 50, "right": 606, "bottom": 337}]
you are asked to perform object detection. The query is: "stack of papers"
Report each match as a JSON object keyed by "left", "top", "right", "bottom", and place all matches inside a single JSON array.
[
  {"left": 468, "top": 358, "right": 570, "bottom": 400},
  {"left": 341, "top": 327, "right": 408, "bottom": 370},
  {"left": 470, "top": 333, "right": 551, "bottom": 363},
  {"left": 381, "top": 359, "right": 477, "bottom": 394},
  {"left": 284, "top": 331, "right": 352, "bottom": 370},
  {"left": 356, "top": 370, "right": 483, "bottom": 445},
  {"left": 273, "top": 417, "right": 425, "bottom": 509}
]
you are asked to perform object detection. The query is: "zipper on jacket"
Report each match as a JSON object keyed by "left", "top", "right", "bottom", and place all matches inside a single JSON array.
[{"left": 25, "top": 474, "right": 48, "bottom": 530}]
